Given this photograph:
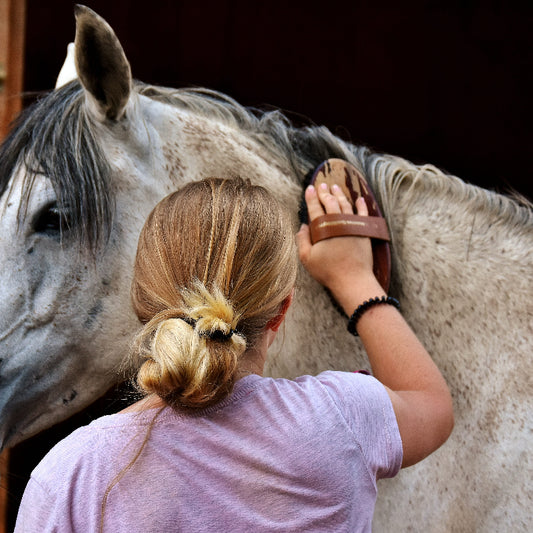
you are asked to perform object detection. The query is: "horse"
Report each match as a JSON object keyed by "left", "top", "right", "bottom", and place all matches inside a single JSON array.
[{"left": 1, "top": 5, "right": 531, "bottom": 531}]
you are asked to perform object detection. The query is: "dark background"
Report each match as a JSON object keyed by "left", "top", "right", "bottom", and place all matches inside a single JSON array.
[
  {"left": 6, "top": 0, "right": 532, "bottom": 529},
  {"left": 23, "top": 0, "right": 532, "bottom": 199}
]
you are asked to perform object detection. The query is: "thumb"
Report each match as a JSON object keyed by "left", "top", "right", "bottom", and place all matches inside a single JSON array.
[{"left": 296, "top": 224, "right": 312, "bottom": 263}]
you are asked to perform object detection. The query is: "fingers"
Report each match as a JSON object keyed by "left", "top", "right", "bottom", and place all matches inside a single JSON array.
[
  {"left": 316, "top": 183, "right": 343, "bottom": 214},
  {"left": 304, "top": 185, "right": 324, "bottom": 220},
  {"left": 306, "top": 182, "right": 359, "bottom": 221},
  {"left": 355, "top": 196, "right": 368, "bottom": 216},
  {"left": 306, "top": 183, "right": 343, "bottom": 219},
  {"left": 331, "top": 185, "right": 353, "bottom": 214}
]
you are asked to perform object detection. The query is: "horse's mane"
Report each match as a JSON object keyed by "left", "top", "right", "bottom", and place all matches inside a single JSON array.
[
  {"left": 139, "top": 83, "right": 533, "bottom": 238},
  {"left": 0, "top": 80, "right": 530, "bottom": 252},
  {"left": 137, "top": 83, "right": 367, "bottom": 181},
  {"left": 366, "top": 157, "right": 533, "bottom": 240}
]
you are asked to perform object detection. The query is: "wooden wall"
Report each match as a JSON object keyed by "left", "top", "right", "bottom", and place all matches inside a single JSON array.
[{"left": 22, "top": 0, "right": 533, "bottom": 199}]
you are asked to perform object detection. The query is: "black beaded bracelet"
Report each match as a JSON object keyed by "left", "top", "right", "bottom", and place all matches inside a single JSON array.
[{"left": 347, "top": 296, "right": 400, "bottom": 336}]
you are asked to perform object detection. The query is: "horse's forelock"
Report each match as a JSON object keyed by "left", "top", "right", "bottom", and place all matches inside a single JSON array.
[{"left": 0, "top": 81, "right": 112, "bottom": 253}]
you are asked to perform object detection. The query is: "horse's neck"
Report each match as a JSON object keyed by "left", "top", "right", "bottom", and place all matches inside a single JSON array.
[
  {"left": 159, "top": 108, "right": 302, "bottom": 215},
  {"left": 387, "top": 174, "right": 533, "bottom": 350},
  {"left": 391, "top": 175, "right": 533, "bottom": 274}
]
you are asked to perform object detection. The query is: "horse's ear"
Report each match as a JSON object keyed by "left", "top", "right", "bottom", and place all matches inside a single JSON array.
[
  {"left": 74, "top": 5, "right": 132, "bottom": 121},
  {"left": 56, "top": 43, "right": 77, "bottom": 88}
]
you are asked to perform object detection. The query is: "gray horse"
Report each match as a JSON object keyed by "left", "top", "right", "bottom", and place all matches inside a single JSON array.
[{"left": 0, "top": 6, "right": 531, "bottom": 531}]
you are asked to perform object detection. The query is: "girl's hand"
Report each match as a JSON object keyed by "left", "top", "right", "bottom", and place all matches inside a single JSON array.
[{"left": 296, "top": 183, "right": 382, "bottom": 308}]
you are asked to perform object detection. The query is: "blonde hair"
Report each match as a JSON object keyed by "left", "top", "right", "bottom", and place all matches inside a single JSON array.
[{"left": 130, "top": 177, "right": 297, "bottom": 410}]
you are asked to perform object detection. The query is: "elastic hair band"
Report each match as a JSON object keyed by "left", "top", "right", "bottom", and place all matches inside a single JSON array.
[
  {"left": 205, "top": 329, "right": 236, "bottom": 341},
  {"left": 179, "top": 317, "right": 197, "bottom": 328},
  {"left": 178, "top": 317, "right": 236, "bottom": 341},
  {"left": 347, "top": 296, "right": 400, "bottom": 336}
]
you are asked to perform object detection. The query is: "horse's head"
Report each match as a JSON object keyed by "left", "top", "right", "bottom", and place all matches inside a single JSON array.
[
  {"left": 0, "top": 6, "right": 177, "bottom": 448},
  {"left": 0, "top": 5, "right": 360, "bottom": 449},
  {"left": 0, "top": 5, "right": 312, "bottom": 449}
]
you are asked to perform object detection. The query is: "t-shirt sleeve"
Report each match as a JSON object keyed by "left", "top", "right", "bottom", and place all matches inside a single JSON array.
[
  {"left": 317, "top": 370, "right": 403, "bottom": 479},
  {"left": 13, "top": 423, "right": 109, "bottom": 533},
  {"left": 14, "top": 476, "right": 73, "bottom": 533}
]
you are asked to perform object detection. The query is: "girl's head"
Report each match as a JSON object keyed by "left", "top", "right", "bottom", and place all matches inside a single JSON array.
[{"left": 130, "top": 177, "right": 297, "bottom": 410}]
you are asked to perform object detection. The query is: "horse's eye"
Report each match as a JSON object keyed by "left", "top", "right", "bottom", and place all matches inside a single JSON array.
[{"left": 33, "top": 203, "right": 64, "bottom": 235}]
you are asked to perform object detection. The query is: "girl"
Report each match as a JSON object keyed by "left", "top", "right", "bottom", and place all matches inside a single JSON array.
[{"left": 16, "top": 169, "right": 453, "bottom": 532}]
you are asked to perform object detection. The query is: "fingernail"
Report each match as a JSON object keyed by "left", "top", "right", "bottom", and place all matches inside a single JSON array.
[{"left": 320, "top": 183, "right": 328, "bottom": 190}]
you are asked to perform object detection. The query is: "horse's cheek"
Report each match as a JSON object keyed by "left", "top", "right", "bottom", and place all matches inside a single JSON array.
[
  {"left": 0, "top": 247, "right": 26, "bottom": 339},
  {"left": 0, "top": 200, "right": 31, "bottom": 343}
]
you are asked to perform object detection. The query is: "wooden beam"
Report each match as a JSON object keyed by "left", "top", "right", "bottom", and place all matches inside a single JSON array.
[
  {"left": 0, "top": 450, "right": 7, "bottom": 533},
  {"left": 0, "top": 2, "right": 26, "bottom": 531},
  {"left": 0, "top": 0, "right": 26, "bottom": 139}
]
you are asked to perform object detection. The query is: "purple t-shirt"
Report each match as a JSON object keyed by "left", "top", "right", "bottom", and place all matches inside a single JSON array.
[{"left": 15, "top": 371, "right": 402, "bottom": 532}]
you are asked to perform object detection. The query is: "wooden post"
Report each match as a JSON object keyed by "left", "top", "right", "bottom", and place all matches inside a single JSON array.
[
  {"left": 0, "top": 1, "right": 26, "bottom": 531},
  {"left": 0, "top": 0, "right": 26, "bottom": 138},
  {"left": 0, "top": 451, "right": 7, "bottom": 533}
]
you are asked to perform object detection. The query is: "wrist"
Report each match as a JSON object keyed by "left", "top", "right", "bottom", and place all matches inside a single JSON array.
[
  {"left": 347, "top": 296, "right": 401, "bottom": 336},
  {"left": 327, "top": 274, "right": 386, "bottom": 316}
]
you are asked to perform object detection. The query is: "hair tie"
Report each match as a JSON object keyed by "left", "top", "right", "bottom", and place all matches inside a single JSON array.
[
  {"left": 206, "top": 329, "right": 236, "bottom": 341},
  {"left": 179, "top": 316, "right": 197, "bottom": 328},
  {"left": 178, "top": 316, "right": 236, "bottom": 342}
]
